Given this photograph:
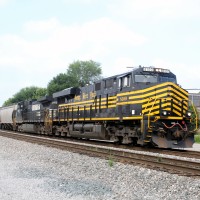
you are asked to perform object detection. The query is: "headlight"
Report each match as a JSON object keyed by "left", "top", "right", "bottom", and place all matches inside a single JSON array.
[
  {"left": 162, "top": 110, "right": 167, "bottom": 116},
  {"left": 187, "top": 112, "right": 192, "bottom": 117}
]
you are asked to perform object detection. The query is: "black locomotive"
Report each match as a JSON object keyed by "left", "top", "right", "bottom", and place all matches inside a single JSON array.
[{"left": 0, "top": 66, "right": 198, "bottom": 148}]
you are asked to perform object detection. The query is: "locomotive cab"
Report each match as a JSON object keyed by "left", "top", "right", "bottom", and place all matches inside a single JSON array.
[
  {"left": 115, "top": 66, "right": 177, "bottom": 93},
  {"left": 132, "top": 66, "right": 177, "bottom": 89}
]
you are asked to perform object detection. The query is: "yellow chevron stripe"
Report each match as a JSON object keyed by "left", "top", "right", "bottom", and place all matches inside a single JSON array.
[
  {"left": 143, "top": 106, "right": 170, "bottom": 114},
  {"left": 129, "top": 87, "right": 169, "bottom": 100},
  {"left": 101, "top": 105, "right": 116, "bottom": 108},
  {"left": 172, "top": 83, "right": 188, "bottom": 96},
  {"left": 142, "top": 100, "right": 171, "bottom": 107},
  {"left": 118, "top": 94, "right": 173, "bottom": 106},
  {"left": 59, "top": 105, "right": 117, "bottom": 112},
  {"left": 123, "top": 116, "right": 143, "bottom": 120},
  {"left": 117, "top": 82, "right": 170, "bottom": 97},
  {"left": 170, "top": 88, "right": 188, "bottom": 100},
  {"left": 117, "top": 100, "right": 143, "bottom": 105},
  {"left": 143, "top": 102, "right": 185, "bottom": 116},
  {"left": 142, "top": 99, "right": 187, "bottom": 110},
  {"left": 143, "top": 103, "right": 171, "bottom": 111},
  {"left": 59, "top": 96, "right": 117, "bottom": 107},
  {"left": 117, "top": 82, "right": 187, "bottom": 97},
  {"left": 172, "top": 109, "right": 182, "bottom": 116}
]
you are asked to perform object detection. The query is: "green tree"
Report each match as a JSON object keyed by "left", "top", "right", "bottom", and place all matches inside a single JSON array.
[
  {"left": 47, "top": 60, "right": 102, "bottom": 95},
  {"left": 3, "top": 86, "right": 47, "bottom": 106},
  {"left": 3, "top": 98, "right": 15, "bottom": 106},
  {"left": 67, "top": 60, "right": 102, "bottom": 87},
  {"left": 47, "top": 73, "right": 76, "bottom": 95}
]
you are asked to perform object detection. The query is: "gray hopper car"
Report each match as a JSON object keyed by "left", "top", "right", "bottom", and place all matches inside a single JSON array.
[{"left": 0, "top": 104, "right": 17, "bottom": 130}]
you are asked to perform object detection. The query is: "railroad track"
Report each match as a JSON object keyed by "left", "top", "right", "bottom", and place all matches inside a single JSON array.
[
  {"left": 119, "top": 145, "right": 200, "bottom": 160},
  {"left": 24, "top": 134, "right": 200, "bottom": 160},
  {"left": 44, "top": 136, "right": 200, "bottom": 160},
  {"left": 0, "top": 130, "right": 200, "bottom": 177},
  {"left": 149, "top": 147, "right": 200, "bottom": 160}
]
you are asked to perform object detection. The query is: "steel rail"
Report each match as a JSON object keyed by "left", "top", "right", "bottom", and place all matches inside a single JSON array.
[{"left": 0, "top": 130, "right": 200, "bottom": 177}]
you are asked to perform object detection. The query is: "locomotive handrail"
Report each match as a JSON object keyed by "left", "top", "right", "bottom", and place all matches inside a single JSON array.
[
  {"left": 146, "top": 97, "right": 172, "bottom": 129},
  {"left": 142, "top": 97, "right": 158, "bottom": 130},
  {"left": 147, "top": 97, "right": 158, "bottom": 129},
  {"left": 143, "top": 97, "right": 153, "bottom": 113}
]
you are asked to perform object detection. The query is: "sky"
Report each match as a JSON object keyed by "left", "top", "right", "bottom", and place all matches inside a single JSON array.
[{"left": 0, "top": 0, "right": 200, "bottom": 106}]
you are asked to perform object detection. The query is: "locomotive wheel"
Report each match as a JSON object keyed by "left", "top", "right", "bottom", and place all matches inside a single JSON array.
[
  {"left": 55, "top": 130, "right": 60, "bottom": 136},
  {"left": 40, "top": 127, "right": 45, "bottom": 135}
]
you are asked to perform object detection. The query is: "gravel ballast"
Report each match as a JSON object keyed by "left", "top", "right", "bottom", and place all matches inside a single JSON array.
[{"left": 0, "top": 136, "right": 199, "bottom": 200}]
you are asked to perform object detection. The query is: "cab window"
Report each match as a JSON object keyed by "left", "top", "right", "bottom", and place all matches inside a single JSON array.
[
  {"left": 118, "top": 78, "right": 122, "bottom": 88},
  {"left": 135, "top": 75, "right": 157, "bottom": 83},
  {"left": 123, "top": 75, "right": 131, "bottom": 87},
  {"left": 160, "top": 76, "right": 176, "bottom": 83},
  {"left": 118, "top": 74, "right": 131, "bottom": 88}
]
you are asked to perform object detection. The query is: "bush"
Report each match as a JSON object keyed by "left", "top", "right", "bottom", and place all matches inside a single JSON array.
[{"left": 194, "top": 134, "right": 200, "bottom": 143}]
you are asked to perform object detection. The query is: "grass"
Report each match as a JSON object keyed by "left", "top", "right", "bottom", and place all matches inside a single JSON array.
[
  {"left": 108, "top": 155, "right": 114, "bottom": 167},
  {"left": 194, "top": 134, "right": 200, "bottom": 143}
]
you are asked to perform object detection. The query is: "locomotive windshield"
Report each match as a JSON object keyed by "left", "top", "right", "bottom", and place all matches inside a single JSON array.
[
  {"left": 133, "top": 67, "right": 177, "bottom": 84},
  {"left": 135, "top": 75, "right": 157, "bottom": 83},
  {"left": 159, "top": 76, "right": 176, "bottom": 83},
  {"left": 135, "top": 74, "right": 176, "bottom": 84}
]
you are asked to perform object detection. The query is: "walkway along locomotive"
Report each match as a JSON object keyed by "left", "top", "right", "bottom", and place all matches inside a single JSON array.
[{"left": 0, "top": 66, "right": 198, "bottom": 148}]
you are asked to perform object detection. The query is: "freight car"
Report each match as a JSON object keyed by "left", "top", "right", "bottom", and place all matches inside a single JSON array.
[
  {"left": 0, "top": 66, "right": 198, "bottom": 148},
  {"left": 0, "top": 104, "right": 17, "bottom": 130}
]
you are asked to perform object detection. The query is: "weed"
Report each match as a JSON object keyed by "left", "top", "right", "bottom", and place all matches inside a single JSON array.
[
  {"left": 194, "top": 134, "right": 200, "bottom": 143},
  {"left": 157, "top": 157, "right": 162, "bottom": 162},
  {"left": 108, "top": 155, "right": 114, "bottom": 167}
]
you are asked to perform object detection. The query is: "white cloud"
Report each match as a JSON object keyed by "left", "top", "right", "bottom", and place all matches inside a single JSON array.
[
  {"left": 0, "top": 17, "right": 147, "bottom": 105},
  {"left": 0, "top": 17, "right": 147, "bottom": 70},
  {"left": 108, "top": 0, "right": 200, "bottom": 20}
]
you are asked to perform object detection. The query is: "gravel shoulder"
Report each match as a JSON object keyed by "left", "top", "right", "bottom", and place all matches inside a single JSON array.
[{"left": 0, "top": 136, "right": 200, "bottom": 200}]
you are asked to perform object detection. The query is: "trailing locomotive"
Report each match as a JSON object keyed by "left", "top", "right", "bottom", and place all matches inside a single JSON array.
[{"left": 0, "top": 66, "right": 198, "bottom": 148}]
